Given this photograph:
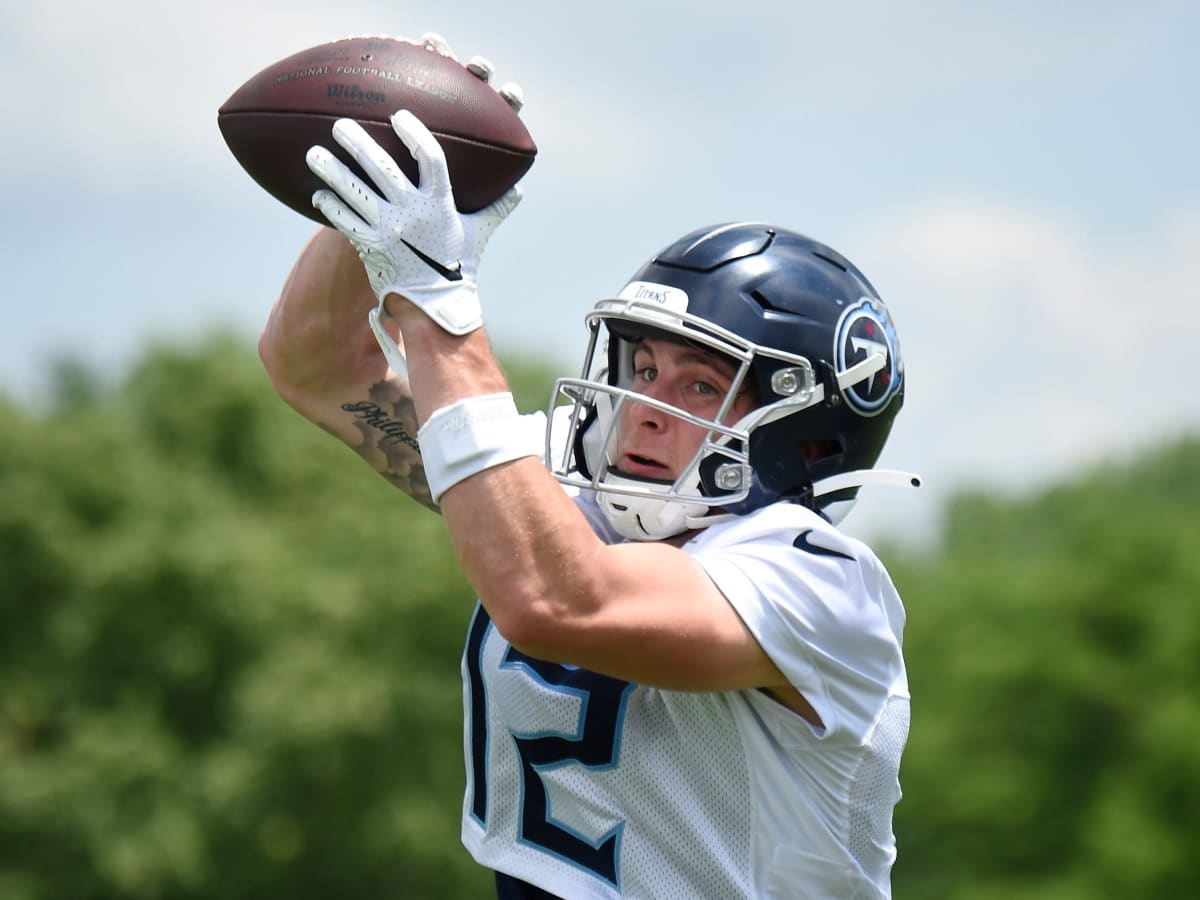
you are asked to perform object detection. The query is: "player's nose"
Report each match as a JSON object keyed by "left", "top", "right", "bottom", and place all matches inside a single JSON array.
[{"left": 627, "top": 390, "right": 670, "bottom": 431}]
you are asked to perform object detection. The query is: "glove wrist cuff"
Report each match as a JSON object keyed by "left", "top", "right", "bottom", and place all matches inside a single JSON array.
[{"left": 382, "top": 282, "right": 482, "bottom": 335}]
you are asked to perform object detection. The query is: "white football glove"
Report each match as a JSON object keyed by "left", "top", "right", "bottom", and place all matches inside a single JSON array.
[{"left": 307, "top": 111, "right": 520, "bottom": 344}]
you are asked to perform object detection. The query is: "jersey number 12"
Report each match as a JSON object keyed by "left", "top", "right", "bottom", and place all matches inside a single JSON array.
[{"left": 465, "top": 606, "right": 633, "bottom": 888}]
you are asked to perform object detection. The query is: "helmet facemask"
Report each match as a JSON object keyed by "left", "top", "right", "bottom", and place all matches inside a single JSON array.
[{"left": 547, "top": 295, "right": 830, "bottom": 540}]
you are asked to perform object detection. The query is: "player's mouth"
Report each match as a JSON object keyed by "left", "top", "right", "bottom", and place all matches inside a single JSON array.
[{"left": 618, "top": 452, "right": 673, "bottom": 480}]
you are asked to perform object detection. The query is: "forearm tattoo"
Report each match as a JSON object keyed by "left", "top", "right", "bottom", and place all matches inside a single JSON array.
[{"left": 339, "top": 381, "right": 437, "bottom": 511}]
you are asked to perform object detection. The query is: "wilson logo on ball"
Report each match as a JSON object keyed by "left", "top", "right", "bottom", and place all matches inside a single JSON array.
[{"left": 326, "top": 83, "right": 387, "bottom": 104}]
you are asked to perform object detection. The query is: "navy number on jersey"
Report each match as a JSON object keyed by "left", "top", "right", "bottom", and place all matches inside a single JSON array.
[{"left": 465, "top": 606, "right": 634, "bottom": 887}]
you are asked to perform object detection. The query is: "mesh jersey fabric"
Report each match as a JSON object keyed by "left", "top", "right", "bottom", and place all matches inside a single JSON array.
[{"left": 458, "top": 482, "right": 909, "bottom": 899}]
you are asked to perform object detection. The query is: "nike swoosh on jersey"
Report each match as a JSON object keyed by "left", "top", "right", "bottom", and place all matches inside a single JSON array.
[
  {"left": 793, "top": 529, "right": 855, "bottom": 561},
  {"left": 401, "top": 239, "right": 464, "bottom": 282}
]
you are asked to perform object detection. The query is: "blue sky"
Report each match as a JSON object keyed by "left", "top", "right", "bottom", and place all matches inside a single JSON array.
[{"left": 3, "top": 1, "right": 1197, "bottom": 545}]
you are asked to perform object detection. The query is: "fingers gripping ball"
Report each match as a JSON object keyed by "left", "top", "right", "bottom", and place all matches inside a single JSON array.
[
  {"left": 306, "top": 109, "right": 522, "bottom": 341},
  {"left": 218, "top": 35, "right": 536, "bottom": 223}
]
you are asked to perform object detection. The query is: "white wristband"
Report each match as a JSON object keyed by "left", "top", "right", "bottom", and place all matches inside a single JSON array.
[{"left": 417, "top": 392, "right": 546, "bottom": 503}]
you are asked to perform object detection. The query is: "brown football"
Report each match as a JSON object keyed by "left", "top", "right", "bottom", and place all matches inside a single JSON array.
[{"left": 218, "top": 36, "right": 537, "bottom": 222}]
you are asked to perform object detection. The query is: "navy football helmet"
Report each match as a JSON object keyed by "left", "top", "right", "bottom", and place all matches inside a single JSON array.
[{"left": 546, "top": 222, "right": 917, "bottom": 540}]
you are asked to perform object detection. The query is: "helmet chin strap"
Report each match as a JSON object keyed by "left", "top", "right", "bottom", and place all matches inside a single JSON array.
[
  {"left": 811, "top": 469, "right": 923, "bottom": 526},
  {"left": 813, "top": 469, "right": 924, "bottom": 496},
  {"left": 596, "top": 472, "right": 709, "bottom": 540},
  {"left": 600, "top": 468, "right": 924, "bottom": 540}
]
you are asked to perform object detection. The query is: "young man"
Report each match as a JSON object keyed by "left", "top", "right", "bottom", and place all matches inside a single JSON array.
[{"left": 259, "top": 49, "right": 917, "bottom": 900}]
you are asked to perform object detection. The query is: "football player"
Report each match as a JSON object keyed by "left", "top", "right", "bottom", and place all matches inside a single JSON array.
[{"left": 259, "top": 41, "right": 918, "bottom": 900}]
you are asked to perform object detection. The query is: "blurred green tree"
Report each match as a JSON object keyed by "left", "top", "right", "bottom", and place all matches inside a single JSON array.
[
  {"left": 2, "top": 333, "right": 1197, "bottom": 899},
  {"left": 890, "top": 438, "right": 1200, "bottom": 900},
  {"left": 0, "top": 333, "right": 555, "bottom": 900}
]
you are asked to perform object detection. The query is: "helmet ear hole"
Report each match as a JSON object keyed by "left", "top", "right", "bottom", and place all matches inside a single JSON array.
[
  {"left": 751, "top": 424, "right": 797, "bottom": 486},
  {"left": 801, "top": 438, "right": 843, "bottom": 465}
]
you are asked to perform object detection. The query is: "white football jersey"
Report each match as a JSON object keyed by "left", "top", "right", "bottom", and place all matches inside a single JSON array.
[{"left": 459, "top": 487, "right": 909, "bottom": 899}]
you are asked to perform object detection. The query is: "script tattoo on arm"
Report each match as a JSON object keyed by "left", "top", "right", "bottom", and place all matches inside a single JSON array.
[{"left": 338, "top": 381, "right": 437, "bottom": 512}]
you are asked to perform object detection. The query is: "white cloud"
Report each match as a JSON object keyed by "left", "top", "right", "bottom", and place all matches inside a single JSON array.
[{"left": 840, "top": 197, "right": 1200, "bottom": 545}]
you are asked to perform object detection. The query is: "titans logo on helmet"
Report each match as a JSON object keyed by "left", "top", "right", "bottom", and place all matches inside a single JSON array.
[{"left": 834, "top": 298, "right": 903, "bottom": 417}]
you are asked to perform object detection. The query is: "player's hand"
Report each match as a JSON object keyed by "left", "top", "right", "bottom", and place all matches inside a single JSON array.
[{"left": 306, "top": 110, "right": 521, "bottom": 338}]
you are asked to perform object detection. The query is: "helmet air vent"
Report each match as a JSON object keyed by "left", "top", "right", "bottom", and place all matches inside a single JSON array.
[
  {"left": 811, "top": 250, "right": 848, "bottom": 272},
  {"left": 749, "top": 288, "right": 778, "bottom": 312},
  {"left": 659, "top": 224, "right": 774, "bottom": 271}
]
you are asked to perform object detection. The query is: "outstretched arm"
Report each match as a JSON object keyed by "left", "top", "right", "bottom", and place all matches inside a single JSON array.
[
  {"left": 305, "top": 111, "right": 809, "bottom": 706},
  {"left": 259, "top": 34, "right": 527, "bottom": 512},
  {"left": 259, "top": 226, "right": 435, "bottom": 510}
]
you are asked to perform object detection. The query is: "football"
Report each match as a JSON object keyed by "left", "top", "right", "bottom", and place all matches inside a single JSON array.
[{"left": 218, "top": 36, "right": 537, "bottom": 223}]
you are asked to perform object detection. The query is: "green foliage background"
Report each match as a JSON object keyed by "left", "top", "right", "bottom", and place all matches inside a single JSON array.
[{"left": 1, "top": 334, "right": 1197, "bottom": 898}]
